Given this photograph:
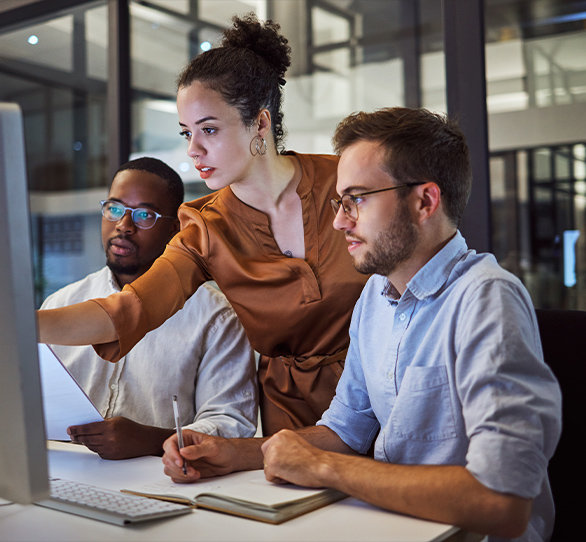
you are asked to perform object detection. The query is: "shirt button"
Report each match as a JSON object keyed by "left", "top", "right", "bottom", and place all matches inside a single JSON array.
[
  {"left": 399, "top": 313, "right": 406, "bottom": 321},
  {"left": 110, "top": 384, "right": 116, "bottom": 390},
  {"left": 387, "top": 371, "right": 394, "bottom": 380}
]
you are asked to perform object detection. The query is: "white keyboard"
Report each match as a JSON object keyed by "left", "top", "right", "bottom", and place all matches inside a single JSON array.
[{"left": 36, "top": 478, "right": 192, "bottom": 525}]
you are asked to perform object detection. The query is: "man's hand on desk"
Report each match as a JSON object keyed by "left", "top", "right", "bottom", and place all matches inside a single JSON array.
[
  {"left": 67, "top": 417, "right": 174, "bottom": 460},
  {"left": 262, "top": 429, "right": 532, "bottom": 539},
  {"left": 261, "top": 429, "right": 330, "bottom": 487}
]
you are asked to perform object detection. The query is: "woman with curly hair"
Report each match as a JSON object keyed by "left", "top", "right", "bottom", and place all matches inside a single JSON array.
[{"left": 38, "top": 13, "right": 367, "bottom": 444}]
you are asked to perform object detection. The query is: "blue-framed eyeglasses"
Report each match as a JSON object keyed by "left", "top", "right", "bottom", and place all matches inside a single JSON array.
[
  {"left": 330, "top": 182, "right": 426, "bottom": 221},
  {"left": 100, "top": 200, "right": 175, "bottom": 230}
]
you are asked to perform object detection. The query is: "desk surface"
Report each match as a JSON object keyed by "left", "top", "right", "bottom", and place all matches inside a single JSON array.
[{"left": 0, "top": 442, "right": 468, "bottom": 542}]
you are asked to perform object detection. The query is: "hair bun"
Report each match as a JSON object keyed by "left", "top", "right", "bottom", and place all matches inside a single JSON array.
[{"left": 222, "top": 13, "right": 291, "bottom": 80}]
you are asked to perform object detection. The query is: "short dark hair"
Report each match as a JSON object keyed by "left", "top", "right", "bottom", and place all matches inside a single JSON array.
[
  {"left": 176, "top": 13, "right": 291, "bottom": 151},
  {"left": 333, "top": 107, "right": 471, "bottom": 226},
  {"left": 114, "top": 157, "right": 184, "bottom": 214}
]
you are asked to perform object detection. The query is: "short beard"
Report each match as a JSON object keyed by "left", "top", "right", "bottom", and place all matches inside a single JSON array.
[
  {"left": 354, "top": 204, "right": 418, "bottom": 277},
  {"left": 106, "top": 259, "right": 140, "bottom": 278}
]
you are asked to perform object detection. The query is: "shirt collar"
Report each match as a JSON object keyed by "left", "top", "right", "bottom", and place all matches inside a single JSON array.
[
  {"left": 106, "top": 267, "right": 122, "bottom": 293},
  {"left": 383, "top": 231, "right": 468, "bottom": 300}
]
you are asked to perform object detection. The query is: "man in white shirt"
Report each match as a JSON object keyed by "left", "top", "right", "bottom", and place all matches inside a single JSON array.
[{"left": 41, "top": 157, "right": 257, "bottom": 459}]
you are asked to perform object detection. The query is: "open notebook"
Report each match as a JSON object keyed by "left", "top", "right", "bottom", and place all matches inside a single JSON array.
[
  {"left": 38, "top": 343, "right": 103, "bottom": 440},
  {"left": 122, "top": 468, "right": 346, "bottom": 524}
]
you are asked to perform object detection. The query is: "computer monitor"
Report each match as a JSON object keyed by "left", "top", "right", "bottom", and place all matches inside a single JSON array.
[{"left": 0, "top": 102, "right": 49, "bottom": 503}]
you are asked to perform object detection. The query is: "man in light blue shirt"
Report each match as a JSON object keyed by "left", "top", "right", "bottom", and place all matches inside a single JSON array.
[{"left": 259, "top": 108, "right": 562, "bottom": 541}]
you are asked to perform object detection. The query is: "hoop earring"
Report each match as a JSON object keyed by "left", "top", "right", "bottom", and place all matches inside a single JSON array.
[{"left": 250, "top": 135, "right": 267, "bottom": 156}]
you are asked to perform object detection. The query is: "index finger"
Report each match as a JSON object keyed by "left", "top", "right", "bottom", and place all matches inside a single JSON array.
[
  {"left": 179, "top": 438, "right": 222, "bottom": 462},
  {"left": 67, "top": 421, "right": 105, "bottom": 437},
  {"left": 162, "top": 433, "right": 181, "bottom": 460}
]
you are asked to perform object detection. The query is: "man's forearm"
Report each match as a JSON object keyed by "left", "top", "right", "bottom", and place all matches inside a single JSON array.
[
  {"left": 141, "top": 426, "right": 176, "bottom": 457},
  {"left": 317, "top": 454, "right": 531, "bottom": 539},
  {"left": 295, "top": 425, "right": 356, "bottom": 454},
  {"left": 262, "top": 429, "right": 531, "bottom": 539},
  {"left": 230, "top": 436, "right": 267, "bottom": 471}
]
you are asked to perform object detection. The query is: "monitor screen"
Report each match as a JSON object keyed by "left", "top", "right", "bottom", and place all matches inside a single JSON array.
[{"left": 0, "top": 102, "right": 49, "bottom": 503}]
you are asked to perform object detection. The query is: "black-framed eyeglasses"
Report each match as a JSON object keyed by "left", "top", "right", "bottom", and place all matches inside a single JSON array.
[
  {"left": 330, "top": 182, "right": 426, "bottom": 221},
  {"left": 100, "top": 200, "right": 175, "bottom": 230}
]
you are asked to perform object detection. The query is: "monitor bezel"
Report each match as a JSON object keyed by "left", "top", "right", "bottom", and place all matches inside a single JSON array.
[{"left": 0, "top": 102, "right": 49, "bottom": 504}]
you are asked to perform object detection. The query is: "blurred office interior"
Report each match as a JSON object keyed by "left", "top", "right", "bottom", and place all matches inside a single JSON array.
[{"left": 0, "top": 0, "right": 584, "bottom": 310}]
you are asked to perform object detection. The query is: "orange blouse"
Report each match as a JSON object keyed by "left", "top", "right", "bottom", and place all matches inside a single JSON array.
[{"left": 93, "top": 153, "right": 368, "bottom": 433}]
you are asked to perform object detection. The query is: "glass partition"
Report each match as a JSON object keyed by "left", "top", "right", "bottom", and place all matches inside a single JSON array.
[
  {"left": 0, "top": 1, "right": 108, "bottom": 303},
  {"left": 485, "top": 1, "right": 586, "bottom": 309},
  {"left": 1, "top": 0, "right": 584, "bottom": 308}
]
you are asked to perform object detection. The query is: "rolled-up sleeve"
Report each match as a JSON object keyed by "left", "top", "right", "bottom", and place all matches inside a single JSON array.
[
  {"left": 456, "top": 279, "right": 562, "bottom": 498},
  {"left": 183, "top": 291, "right": 258, "bottom": 438}
]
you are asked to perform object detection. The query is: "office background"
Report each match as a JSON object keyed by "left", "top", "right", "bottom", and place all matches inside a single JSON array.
[{"left": 0, "top": 0, "right": 584, "bottom": 310}]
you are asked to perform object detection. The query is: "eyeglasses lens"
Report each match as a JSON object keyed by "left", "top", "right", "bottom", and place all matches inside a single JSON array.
[
  {"left": 342, "top": 196, "right": 357, "bottom": 220},
  {"left": 101, "top": 201, "right": 156, "bottom": 229},
  {"left": 330, "top": 197, "right": 358, "bottom": 220},
  {"left": 132, "top": 209, "right": 155, "bottom": 228}
]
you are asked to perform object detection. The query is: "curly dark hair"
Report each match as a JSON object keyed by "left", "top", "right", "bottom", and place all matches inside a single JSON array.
[{"left": 177, "top": 13, "right": 291, "bottom": 152}]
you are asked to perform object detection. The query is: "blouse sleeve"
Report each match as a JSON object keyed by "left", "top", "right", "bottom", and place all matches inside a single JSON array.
[{"left": 92, "top": 208, "right": 212, "bottom": 361}]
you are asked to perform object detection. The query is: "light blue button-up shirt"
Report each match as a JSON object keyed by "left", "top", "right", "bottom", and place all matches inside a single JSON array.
[{"left": 318, "top": 232, "right": 562, "bottom": 542}]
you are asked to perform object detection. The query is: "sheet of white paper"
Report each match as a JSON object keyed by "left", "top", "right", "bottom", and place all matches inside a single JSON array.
[{"left": 38, "top": 343, "right": 103, "bottom": 440}]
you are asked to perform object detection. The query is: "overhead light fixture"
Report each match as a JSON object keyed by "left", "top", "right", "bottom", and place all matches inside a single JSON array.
[
  {"left": 27, "top": 35, "right": 39, "bottom": 45},
  {"left": 200, "top": 41, "right": 211, "bottom": 52}
]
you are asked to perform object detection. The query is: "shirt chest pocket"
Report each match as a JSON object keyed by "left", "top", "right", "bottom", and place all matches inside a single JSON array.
[{"left": 388, "top": 365, "right": 458, "bottom": 442}]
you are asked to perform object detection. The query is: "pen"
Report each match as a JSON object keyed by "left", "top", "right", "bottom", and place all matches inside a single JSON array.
[{"left": 172, "top": 394, "right": 187, "bottom": 475}]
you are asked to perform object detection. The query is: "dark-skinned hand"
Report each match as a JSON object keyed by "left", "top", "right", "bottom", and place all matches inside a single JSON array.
[{"left": 67, "top": 416, "right": 174, "bottom": 460}]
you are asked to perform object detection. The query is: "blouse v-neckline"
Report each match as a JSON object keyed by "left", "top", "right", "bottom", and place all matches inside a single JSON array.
[{"left": 221, "top": 152, "right": 318, "bottom": 266}]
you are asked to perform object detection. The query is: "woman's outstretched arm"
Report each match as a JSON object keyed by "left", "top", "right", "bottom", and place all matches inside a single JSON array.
[{"left": 37, "top": 300, "right": 117, "bottom": 346}]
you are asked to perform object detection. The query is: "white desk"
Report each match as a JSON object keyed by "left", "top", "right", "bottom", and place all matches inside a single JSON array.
[{"left": 0, "top": 442, "right": 477, "bottom": 542}]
